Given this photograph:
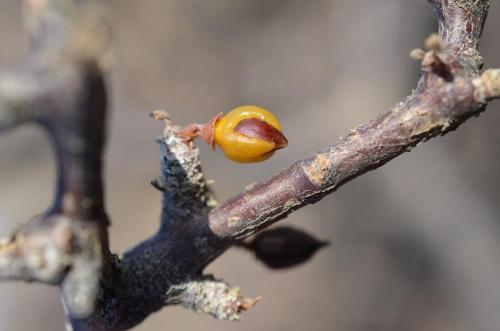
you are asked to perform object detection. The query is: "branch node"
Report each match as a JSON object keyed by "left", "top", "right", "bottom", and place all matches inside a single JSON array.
[
  {"left": 421, "top": 51, "right": 453, "bottom": 82},
  {"left": 150, "top": 178, "right": 166, "bottom": 192}
]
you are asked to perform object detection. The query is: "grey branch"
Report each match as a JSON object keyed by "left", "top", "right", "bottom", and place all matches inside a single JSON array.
[
  {"left": 1, "top": 0, "right": 500, "bottom": 330},
  {"left": 166, "top": 276, "right": 259, "bottom": 321},
  {"left": 0, "top": 71, "right": 42, "bottom": 131},
  {"left": 1, "top": 0, "right": 111, "bottom": 320},
  {"left": 0, "top": 215, "right": 103, "bottom": 317}
]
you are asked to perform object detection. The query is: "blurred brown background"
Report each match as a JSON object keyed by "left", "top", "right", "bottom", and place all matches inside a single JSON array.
[{"left": 1, "top": 0, "right": 500, "bottom": 330}]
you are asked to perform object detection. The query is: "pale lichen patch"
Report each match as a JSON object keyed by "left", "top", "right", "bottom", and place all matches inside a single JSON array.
[
  {"left": 473, "top": 69, "right": 500, "bottom": 102},
  {"left": 166, "top": 277, "right": 259, "bottom": 321},
  {"left": 303, "top": 154, "right": 331, "bottom": 187}
]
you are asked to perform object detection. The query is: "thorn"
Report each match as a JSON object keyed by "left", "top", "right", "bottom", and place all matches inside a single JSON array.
[
  {"left": 150, "top": 178, "right": 165, "bottom": 192},
  {"left": 240, "top": 296, "right": 262, "bottom": 310}
]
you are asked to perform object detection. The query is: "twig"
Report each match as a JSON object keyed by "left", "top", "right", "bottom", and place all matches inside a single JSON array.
[{"left": 0, "top": 0, "right": 111, "bottom": 319}]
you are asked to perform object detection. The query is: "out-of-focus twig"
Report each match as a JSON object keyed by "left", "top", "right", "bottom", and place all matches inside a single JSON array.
[{"left": 0, "top": 0, "right": 111, "bottom": 319}]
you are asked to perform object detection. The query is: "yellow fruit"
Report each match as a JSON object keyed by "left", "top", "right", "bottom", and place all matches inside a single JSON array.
[{"left": 213, "top": 105, "right": 288, "bottom": 163}]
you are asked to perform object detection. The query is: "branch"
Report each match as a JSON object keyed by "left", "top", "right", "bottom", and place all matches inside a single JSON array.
[
  {"left": 206, "top": 58, "right": 497, "bottom": 245},
  {"left": 204, "top": 0, "right": 495, "bottom": 246},
  {"left": 0, "top": 71, "right": 42, "bottom": 131},
  {"left": 0, "top": 215, "right": 103, "bottom": 315},
  {"left": 1, "top": 0, "right": 112, "bottom": 319},
  {"left": 151, "top": 111, "right": 218, "bottom": 228},
  {"left": 70, "top": 1, "right": 500, "bottom": 329},
  {"left": 430, "top": 0, "right": 489, "bottom": 50},
  {"left": 165, "top": 276, "right": 259, "bottom": 321},
  {"left": 79, "top": 117, "right": 222, "bottom": 329}
]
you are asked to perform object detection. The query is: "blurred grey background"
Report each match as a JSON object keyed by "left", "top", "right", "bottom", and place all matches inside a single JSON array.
[{"left": 1, "top": 0, "right": 500, "bottom": 330}]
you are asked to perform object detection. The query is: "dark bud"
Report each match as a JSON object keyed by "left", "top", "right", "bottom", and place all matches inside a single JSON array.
[{"left": 241, "top": 227, "right": 328, "bottom": 269}]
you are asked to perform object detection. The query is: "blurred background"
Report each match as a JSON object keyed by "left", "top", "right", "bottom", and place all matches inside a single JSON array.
[{"left": 1, "top": 0, "right": 500, "bottom": 330}]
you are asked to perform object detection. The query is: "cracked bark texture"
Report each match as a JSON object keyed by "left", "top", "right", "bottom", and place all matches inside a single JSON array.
[{"left": 1, "top": 0, "right": 500, "bottom": 330}]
